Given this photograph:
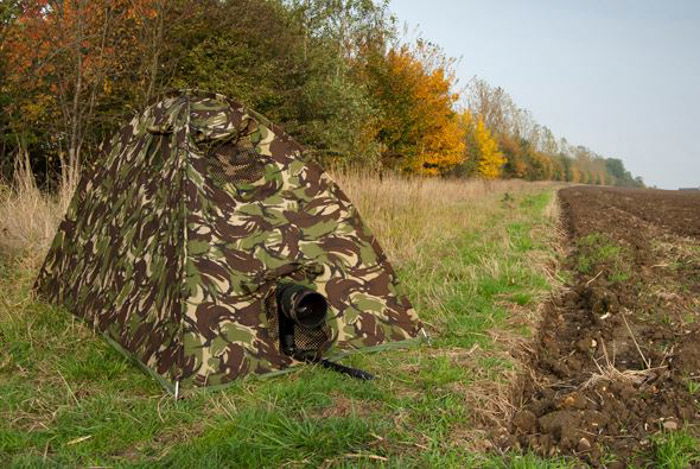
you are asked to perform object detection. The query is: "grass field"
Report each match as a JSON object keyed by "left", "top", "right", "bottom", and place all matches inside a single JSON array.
[{"left": 1, "top": 173, "right": 572, "bottom": 467}]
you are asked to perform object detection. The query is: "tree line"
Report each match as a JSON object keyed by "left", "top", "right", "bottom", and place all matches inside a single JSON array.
[{"left": 0, "top": 0, "right": 642, "bottom": 187}]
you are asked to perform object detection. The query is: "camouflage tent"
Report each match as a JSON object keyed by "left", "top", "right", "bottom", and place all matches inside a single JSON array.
[{"left": 36, "top": 90, "right": 423, "bottom": 395}]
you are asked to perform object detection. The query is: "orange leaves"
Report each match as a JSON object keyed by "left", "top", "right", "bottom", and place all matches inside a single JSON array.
[
  {"left": 1, "top": 1, "right": 631, "bottom": 186},
  {"left": 361, "top": 44, "right": 465, "bottom": 175},
  {"left": 3, "top": 0, "right": 161, "bottom": 123},
  {"left": 126, "top": 0, "right": 160, "bottom": 21},
  {"left": 422, "top": 123, "right": 466, "bottom": 174}
]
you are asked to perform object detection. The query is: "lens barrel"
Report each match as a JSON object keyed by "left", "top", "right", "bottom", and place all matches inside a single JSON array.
[{"left": 276, "top": 283, "right": 328, "bottom": 329}]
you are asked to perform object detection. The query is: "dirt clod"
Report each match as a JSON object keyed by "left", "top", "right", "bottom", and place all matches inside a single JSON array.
[
  {"left": 512, "top": 409, "right": 537, "bottom": 433},
  {"left": 662, "top": 420, "right": 678, "bottom": 431},
  {"left": 577, "top": 437, "right": 591, "bottom": 452}
]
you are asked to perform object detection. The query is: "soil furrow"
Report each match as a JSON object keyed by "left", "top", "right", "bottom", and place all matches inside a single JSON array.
[{"left": 499, "top": 186, "right": 700, "bottom": 467}]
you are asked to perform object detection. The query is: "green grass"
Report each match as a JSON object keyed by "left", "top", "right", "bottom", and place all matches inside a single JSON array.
[
  {"left": 651, "top": 431, "right": 700, "bottom": 469},
  {"left": 0, "top": 188, "right": 573, "bottom": 467},
  {"left": 575, "top": 232, "right": 631, "bottom": 282}
]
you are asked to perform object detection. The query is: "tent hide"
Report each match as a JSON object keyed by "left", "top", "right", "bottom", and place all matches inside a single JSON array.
[{"left": 35, "top": 90, "right": 423, "bottom": 394}]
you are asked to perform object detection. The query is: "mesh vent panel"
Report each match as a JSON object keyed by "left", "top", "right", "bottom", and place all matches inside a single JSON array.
[
  {"left": 207, "top": 143, "right": 266, "bottom": 188},
  {"left": 295, "top": 326, "right": 331, "bottom": 353}
]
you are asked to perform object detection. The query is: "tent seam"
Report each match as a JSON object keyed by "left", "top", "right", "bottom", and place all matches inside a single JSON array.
[{"left": 176, "top": 94, "right": 192, "bottom": 390}]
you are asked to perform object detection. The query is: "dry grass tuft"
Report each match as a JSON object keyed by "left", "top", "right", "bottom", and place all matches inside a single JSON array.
[
  {"left": 332, "top": 170, "right": 549, "bottom": 266},
  {"left": 584, "top": 338, "right": 664, "bottom": 389},
  {"left": 1, "top": 165, "right": 539, "bottom": 271},
  {"left": 0, "top": 155, "right": 75, "bottom": 268}
]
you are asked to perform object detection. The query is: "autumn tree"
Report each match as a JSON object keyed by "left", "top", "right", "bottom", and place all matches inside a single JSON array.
[
  {"left": 360, "top": 41, "right": 464, "bottom": 174},
  {"left": 3, "top": 0, "right": 162, "bottom": 184},
  {"left": 460, "top": 112, "right": 505, "bottom": 179},
  {"left": 1, "top": 0, "right": 641, "bottom": 187},
  {"left": 0, "top": 1, "right": 22, "bottom": 171},
  {"left": 495, "top": 134, "right": 526, "bottom": 178}
]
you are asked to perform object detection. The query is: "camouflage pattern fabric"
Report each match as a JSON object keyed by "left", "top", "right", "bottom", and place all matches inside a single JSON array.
[{"left": 35, "top": 90, "right": 423, "bottom": 393}]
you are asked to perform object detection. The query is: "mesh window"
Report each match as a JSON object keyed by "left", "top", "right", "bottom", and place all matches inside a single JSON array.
[
  {"left": 207, "top": 143, "right": 266, "bottom": 187},
  {"left": 205, "top": 142, "right": 283, "bottom": 203}
]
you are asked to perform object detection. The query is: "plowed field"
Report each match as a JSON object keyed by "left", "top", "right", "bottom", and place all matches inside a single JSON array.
[{"left": 502, "top": 187, "right": 700, "bottom": 466}]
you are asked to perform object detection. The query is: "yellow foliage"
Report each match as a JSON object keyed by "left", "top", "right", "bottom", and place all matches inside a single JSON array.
[
  {"left": 570, "top": 166, "right": 582, "bottom": 183},
  {"left": 474, "top": 118, "right": 505, "bottom": 179},
  {"left": 461, "top": 112, "right": 505, "bottom": 179},
  {"left": 20, "top": 94, "right": 56, "bottom": 124},
  {"left": 361, "top": 45, "right": 465, "bottom": 175}
]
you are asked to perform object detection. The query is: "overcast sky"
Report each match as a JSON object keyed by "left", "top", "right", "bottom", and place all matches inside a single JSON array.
[{"left": 390, "top": 0, "right": 700, "bottom": 189}]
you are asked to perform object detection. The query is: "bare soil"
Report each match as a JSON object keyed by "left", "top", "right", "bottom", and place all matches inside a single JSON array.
[{"left": 499, "top": 186, "right": 700, "bottom": 466}]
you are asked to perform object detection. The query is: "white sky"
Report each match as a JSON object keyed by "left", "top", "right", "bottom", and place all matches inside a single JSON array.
[{"left": 390, "top": 0, "right": 700, "bottom": 189}]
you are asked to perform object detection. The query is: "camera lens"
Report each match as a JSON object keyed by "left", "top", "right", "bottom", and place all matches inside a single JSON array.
[{"left": 277, "top": 283, "right": 327, "bottom": 329}]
